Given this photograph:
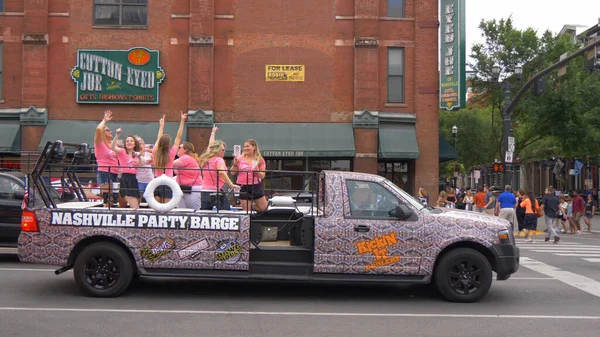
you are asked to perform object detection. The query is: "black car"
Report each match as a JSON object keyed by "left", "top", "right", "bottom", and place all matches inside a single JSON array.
[{"left": 0, "top": 171, "right": 61, "bottom": 247}]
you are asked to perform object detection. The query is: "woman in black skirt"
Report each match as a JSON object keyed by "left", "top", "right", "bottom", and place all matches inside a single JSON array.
[
  {"left": 111, "top": 128, "right": 141, "bottom": 209},
  {"left": 515, "top": 189, "right": 526, "bottom": 234}
]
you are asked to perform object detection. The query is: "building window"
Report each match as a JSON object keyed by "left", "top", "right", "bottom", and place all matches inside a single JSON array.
[
  {"left": 378, "top": 161, "right": 412, "bottom": 193},
  {"left": 0, "top": 43, "right": 3, "bottom": 101},
  {"left": 93, "top": 0, "right": 148, "bottom": 27},
  {"left": 387, "top": 0, "right": 405, "bottom": 18},
  {"left": 387, "top": 48, "right": 404, "bottom": 103},
  {"left": 0, "top": 0, "right": 4, "bottom": 12}
]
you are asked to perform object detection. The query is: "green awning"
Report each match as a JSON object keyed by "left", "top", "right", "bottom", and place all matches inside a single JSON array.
[
  {"left": 439, "top": 135, "right": 458, "bottom": 162},
  {"left": 378, "top": 123, "right": 420, "bottom": 159},
  {"left": 0, "top": 121, "right": 21, "bottom": 153},
  {"left": 215, "top": 123, "right": 355, "bottom": 157},
  {"left": 38, "top": 120, "right": 187, "bottom": 151}
]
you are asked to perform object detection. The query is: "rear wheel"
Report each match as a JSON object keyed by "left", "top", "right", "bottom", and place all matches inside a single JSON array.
[
  {"left": 73, "top": 242, "right": 134, "bottom": 297},
  {"left": 434, "top": 248, "right": 492, "bottom": 303}
]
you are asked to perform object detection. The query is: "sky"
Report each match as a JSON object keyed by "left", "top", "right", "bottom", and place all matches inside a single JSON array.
[{"left": 465, "top": 0, "right": 599, "bottom": 67}]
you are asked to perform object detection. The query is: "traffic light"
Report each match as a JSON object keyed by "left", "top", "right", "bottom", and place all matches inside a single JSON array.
[{"left": 493, "top": 164, "right": 505, "bottom": 173}]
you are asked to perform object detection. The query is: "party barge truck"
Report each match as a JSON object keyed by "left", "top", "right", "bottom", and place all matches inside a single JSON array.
[{"left": 18, "top": 141, "right": 519, "bottom": 303}]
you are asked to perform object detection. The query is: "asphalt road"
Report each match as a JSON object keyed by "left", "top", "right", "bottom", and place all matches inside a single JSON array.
[{"left": 1, "top": 232, "right": 599, "bottom": 337}]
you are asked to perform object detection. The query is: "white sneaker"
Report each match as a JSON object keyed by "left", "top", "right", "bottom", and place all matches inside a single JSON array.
[{"left": 526, "top": 238, "right": 532, "bottom": 242}]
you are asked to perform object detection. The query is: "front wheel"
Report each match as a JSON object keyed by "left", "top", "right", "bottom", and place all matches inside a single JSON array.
[
  {"left": 434, "top": 248, "right": 492, "bottom": 303},
  {"left": 73, "top": 242, "right": 134, "bottom": 297}
]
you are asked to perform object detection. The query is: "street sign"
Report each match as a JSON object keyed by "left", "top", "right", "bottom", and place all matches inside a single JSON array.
[
  {"left": 474, "top": 171, "right": 481, "bottom": 179},
  {"left": 508, "top": 137, "right": 515, "bottom": 145},
  {"left": 508, "top": 143, "right": 515, "bottom": 152},
  {"left": 505, "top": 151, "right": 514, "bottom": 163}
]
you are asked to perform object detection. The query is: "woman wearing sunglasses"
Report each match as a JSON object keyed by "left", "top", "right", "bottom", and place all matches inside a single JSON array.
[{"left": 94, "top": 110, "right": 120, "bottom": 205}]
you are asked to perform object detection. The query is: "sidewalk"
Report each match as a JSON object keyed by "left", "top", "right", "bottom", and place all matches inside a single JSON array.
[{"left": 514, "top": 214, "right": 600, "bottom": 237}]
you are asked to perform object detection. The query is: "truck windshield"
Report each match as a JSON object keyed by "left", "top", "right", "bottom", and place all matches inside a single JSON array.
[{"left": 383, "top": 180, "right": 429, "bottom": 211}]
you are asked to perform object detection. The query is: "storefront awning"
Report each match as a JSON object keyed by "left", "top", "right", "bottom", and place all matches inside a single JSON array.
[
  {"left": 38, "top": 120, "right": 187, "bottom": 151},
  {"left": 215, "top": 123, "right": 355, "bottom": 157},
  {"left": 439, "top": 135, "right": 458, "bottom": 162},
  {"left": 378, "top": 123, "right": 420, "bottom": 159},
  {"left": 0, "top": 121, "right": 21, "bottom": 153}
]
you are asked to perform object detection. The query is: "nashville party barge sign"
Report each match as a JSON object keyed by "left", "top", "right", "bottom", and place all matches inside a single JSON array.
[
  {"left": 70, "top": 47, "right": 166, "bottom": 104},
  {"left": 50, "top": 210, "right": 241, "bottom": 231}
]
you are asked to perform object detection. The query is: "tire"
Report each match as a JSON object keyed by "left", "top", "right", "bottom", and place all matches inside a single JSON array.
[
  {"left": 434, "top": 248, "right": 492, "bottom": 303},
  {"left": 73, "top": 242, "right": 134, "bottom": 297}
]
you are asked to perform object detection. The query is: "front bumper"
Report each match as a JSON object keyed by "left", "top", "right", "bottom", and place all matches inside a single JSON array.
[{"left": 492, "top": 244, "right": 520, "bottom": 280}]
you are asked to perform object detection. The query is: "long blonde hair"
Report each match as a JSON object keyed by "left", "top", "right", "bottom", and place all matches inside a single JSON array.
[
  {"left": 243, "top": 139, "right": 264, "bottom": 164},
  {"left": 199, "top": 140, "right": 225, "bottom": 167},
  {"left": 154, "top": 134, "right": 172, "bottom": 170},
  {"left": 180, "top": 141, "right": 200, "bottom": 165}
]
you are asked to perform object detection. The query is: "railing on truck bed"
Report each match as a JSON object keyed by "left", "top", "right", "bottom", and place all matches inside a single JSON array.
[{"left": 27, "top": 141, "right": 324, "bottom": 218}]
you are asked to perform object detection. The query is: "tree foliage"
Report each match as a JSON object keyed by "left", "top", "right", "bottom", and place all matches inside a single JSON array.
[{"left": 444, "top": 16, "right": 600, "bottom": 174}]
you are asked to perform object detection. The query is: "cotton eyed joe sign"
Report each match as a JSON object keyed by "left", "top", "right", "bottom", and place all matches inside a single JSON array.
[
  {"left": 49, "top": 210, "right": 241, "bottom": 231},
  {"left": 70, "top": 47, "right": 166, "bottom": 104}
]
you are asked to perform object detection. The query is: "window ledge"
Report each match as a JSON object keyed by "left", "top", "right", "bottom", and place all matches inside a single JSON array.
[
  {"left": 384, "top": 103, "right": 408, "bottom": 108},
  {"left": 379, "top": 17, "right": 414, "bottom": 21},
  {"left": 92, "top": 25, "right": 148, "bottom": 30},
  {"left": 0, "top": 100, "right": 5, "bottom": 104}
]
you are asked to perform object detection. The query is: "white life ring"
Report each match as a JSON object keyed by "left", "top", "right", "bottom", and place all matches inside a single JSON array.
[{"left": 143, "top": 174, "right": 183, "bottom": 212}]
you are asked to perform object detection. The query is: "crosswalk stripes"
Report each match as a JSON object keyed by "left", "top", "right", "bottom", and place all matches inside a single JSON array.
[{"left": 516, "top": 239, "right": 600, "bottom": 263}]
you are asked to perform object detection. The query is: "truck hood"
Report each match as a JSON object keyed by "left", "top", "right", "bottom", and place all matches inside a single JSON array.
[{"left": 431, "top": 208, "right": 511, "bottom": 231}]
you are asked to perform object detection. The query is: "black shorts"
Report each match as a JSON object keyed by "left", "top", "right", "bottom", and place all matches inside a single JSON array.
[
  {"left": 119, "top": 173, "right": 141, "bottom": 198},
  {"left": 239, "top": 183, "right": 265, "bottom": 201},
  {"left": 153, "top": 185, "right": 173, "bottom": 199},
  {"left": 524, "top": 214, "right": 538, "bottom": 230}
]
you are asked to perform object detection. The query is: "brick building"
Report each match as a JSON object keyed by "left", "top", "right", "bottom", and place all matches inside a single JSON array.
[{"left": 0, "top": 0, "right": 441, "bottom": 197}]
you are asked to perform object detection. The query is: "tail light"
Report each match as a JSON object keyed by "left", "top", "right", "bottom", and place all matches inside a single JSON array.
[{"left": 21, "top": 210, "right": 39, "bottom": 232}]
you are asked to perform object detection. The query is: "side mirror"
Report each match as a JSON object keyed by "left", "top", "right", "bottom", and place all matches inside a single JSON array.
[
  {"left": 14, "top": 190, "right": 25, "bottom": 200},
  {"left": 391, "top": 204, "right": 414, "bottom": 220}
]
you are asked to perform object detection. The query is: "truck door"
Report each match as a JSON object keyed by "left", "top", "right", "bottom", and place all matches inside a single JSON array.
[{"left": 314, "top": 179, "right": 422, "bottom": 275}]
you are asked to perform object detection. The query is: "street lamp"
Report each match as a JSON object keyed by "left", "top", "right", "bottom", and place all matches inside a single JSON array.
[
  {"left": 452, "top": 125, "right": 458, "bottom": 188},
  {"left": 491, "top": 64, "right": 522, "bottom": 187}
]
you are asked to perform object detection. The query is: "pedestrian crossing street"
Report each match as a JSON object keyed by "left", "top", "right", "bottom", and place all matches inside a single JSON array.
[{"left": 516, "top": 239, "right": 600, "bottom": 263}]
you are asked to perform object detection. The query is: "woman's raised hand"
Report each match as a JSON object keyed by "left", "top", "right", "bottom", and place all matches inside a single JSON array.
[
  {"left": 212, "top": 125, "right": 218, "bottom": 134},
  {"left": 180, "top": 111, "right": 188, "bottom": 122},
  {"left": 116, "top": 127, "right": 123, "bottom": 135},
  {"left": 159, "top": 114, "right": 165, "bottom": 127},
  {"left": 103, "top": 110, "right": 113, "bottom": 122}
]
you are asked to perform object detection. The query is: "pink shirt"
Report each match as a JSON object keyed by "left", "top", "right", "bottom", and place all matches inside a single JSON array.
[
  {"left": 175, "top": 155, "right": 202, "bottom": 186},
  {"left": 95, "top": 141, "right": 118, "bottom": 173},
  {"left": 153, "top": 145, "right": 178, "bottom": 177},
  {"left": 201, "top": 157, "right": 226, "bottom": 191},
  {"left": 116, "top": 149, "right": 139, "bottom": 175},
  {"left": 235, "top": 156, "right": 265, "bottom": 185}
]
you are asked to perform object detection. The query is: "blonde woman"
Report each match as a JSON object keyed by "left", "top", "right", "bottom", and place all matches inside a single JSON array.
[
  {"left": 463, "top": 189, "right": 474, "bottom": 211},
  {"left": 231, "top": 139, "right": 268, "bottom": 212},
  {"left": 134, "top": 135, "right": 154, "bottom": 196},
  {"left": 436, "top": 191, "right": 447, "bottom": 207},
  {"left": 152, "top": 112, "right": 187, "bottom": 202},
  {"left": 173, "top": 141, "right": 202, "bottom": 209},
  {"left": 199, "top": 129, "right": 240, "bottom": 210}
]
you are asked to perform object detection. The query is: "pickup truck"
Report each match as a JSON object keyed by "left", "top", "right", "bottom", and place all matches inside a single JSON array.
[{"left": 18, "top": 141, "right": 519, "bottom": 302}]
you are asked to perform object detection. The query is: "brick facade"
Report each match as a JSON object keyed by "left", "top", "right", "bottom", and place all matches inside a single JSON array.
[{"left": 0, "top": 0, "right": 439, "bottom": 198}]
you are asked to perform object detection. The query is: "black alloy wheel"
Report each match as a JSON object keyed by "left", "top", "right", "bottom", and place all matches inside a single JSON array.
[
  {"left": 434, "top": 248, "right": 492, "bottom": 303},
  {"left": 74, "top": 242, "right": 134, "bottom": 297}
]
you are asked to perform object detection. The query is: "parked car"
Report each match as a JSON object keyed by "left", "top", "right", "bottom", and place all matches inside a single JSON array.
[{"left": 0, "top": 170, "right": 61, "bottom": 247}]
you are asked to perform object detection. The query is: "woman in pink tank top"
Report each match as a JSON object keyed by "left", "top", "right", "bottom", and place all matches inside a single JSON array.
[
  {"left": 111, "top": 128, "right": 141, "bottom": 209},
  {"left": 152, "top": 112, "right": 187, "bottom": 202},
  {"left": 230, "top": 139, "right": 268, "bottom": 212},
  {"left": 94, "top": 110, "right": 121, "bottom": 206}
]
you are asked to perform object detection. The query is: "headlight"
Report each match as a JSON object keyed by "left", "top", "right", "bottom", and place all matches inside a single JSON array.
[{"left": 498, "top": 229, "right": 513, "bottom": 244}]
